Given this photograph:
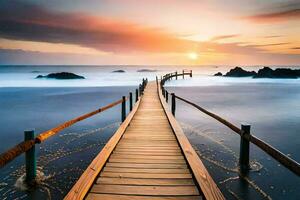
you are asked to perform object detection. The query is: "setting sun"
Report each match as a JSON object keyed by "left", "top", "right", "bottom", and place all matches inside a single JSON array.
[{"left": 187, "top": 52, "right": 199, "bottom": 60}]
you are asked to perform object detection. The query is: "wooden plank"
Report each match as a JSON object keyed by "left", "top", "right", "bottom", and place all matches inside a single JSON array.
[
  {"left": 113, "top": 151, "right": 182, "bottom": 156},
  {"left": 64, "top": 98, "right": 142, "bottom": 200},
  {"left": 110, "top": 154, "right": 184, "bottom": 160},
  {"left": 109, "top": 158, "right": 186, "bottom": 164},
  {"left": 86, "top": 193, "right": 202, "bottom": 200},
  {"left": 114, "top": 149, "right": 181, "bottom": 153},
  {"left": 103, "top": 167, "right": 190, "bottom": 174},
  {"left": 115, "top": 146, "right": 181, "bottom": 150},
  {"left": 96, "top": 177, "right": 195, "bottom": 186},
  {"left": 100, "top": 172, "right": 192, "bottom": 179},
  {"left": 105, "top": 163, "right": 187, "bottom": 169},
  {"left": 90, "top": 185, "right": 200, "bottom": 196}
]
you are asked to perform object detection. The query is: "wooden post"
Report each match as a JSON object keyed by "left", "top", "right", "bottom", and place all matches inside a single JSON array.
[
  {"left": 239, "top": 124, "right": 250, "bottom": 174},
  {"left": 139, "top": 84, "right": 142, "bottom": 96},
  {"left": 162, "top": 87, "right": 165, "bottom": 97},
  {"left": 171, "top": 93, "right": 176, "bottom": 116},
  {"left": 121, "top": 96, "right": 126, "bottom": 122},
  {"left": 25, "top": 130, "right": 36, "bottom": 185},
  {"left": 135, "top": 89, "right": 138, "bottom": 102},
  {"left": 182, "top": 70, "right": 185, "bottom": 79},
  {"left": 166, "top": 90, "right": 169, "bottom": 103},
  {"left": 176, "top": 71, "right": 178, "bottom": 80},
  {"left": 129, "top": 92, "right": 133, "bottom": 111},
  {"left": 190, "top": 70, "right": 192, "bottom": 77}
]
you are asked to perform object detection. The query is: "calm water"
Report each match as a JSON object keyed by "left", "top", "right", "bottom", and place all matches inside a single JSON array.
[
  {"left": 165, "top": 81, "right": 300, "bottom": 200},
  {"left": 0, "top": 65, "right": 299, "bottom": 199}
]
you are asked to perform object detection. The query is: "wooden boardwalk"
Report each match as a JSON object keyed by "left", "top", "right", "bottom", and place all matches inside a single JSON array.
[{"left": 65, "top": 82, "right": 224, "bottom": 200}]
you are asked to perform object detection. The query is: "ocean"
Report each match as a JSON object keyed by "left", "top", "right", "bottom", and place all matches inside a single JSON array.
[{"left": 0, "top": 65, "right": 299, "bottom": 200}]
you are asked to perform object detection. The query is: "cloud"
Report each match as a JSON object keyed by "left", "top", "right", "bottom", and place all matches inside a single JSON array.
[
  {"left": 210, "top": 34, "right": 240, "bottom": 42},
  {"left": 245, "top": 43, "right": 290, "bottom": 48},
  {"left": 0, "top": 0, "right": 195, "bottom": 53},
  {"left": 0, "top": 0, "right": 299, "bottom": 65},
  {"left": 242, "top": 1, "right": 300, "bottom": 23},
  {"left": 291, "top": 47, "right": 300, "bottom": 50},
  {"left": 263, "top": 35, "right": 282, "bottom": 38}
]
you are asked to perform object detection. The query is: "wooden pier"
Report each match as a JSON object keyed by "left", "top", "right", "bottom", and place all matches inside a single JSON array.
[
  {"left": 1, "top": 70, "right": 299, "bottom": 199},
  {"left": 65, "top": 81, "right": 224, "bottom": 200}
]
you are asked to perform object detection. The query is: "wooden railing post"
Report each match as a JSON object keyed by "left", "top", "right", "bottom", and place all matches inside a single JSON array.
[
  {"left": 182, "top": 70, "right": 185, "bottom": 79},
  {"left": 239, "top": 124, "right": 251, "bottom": 174},
  {"left": 139, "top": 84, "right": 142, "bottom": 96},
  {"left": 129, "top": 92, "right": 133, "bottom": 111},
  {"left": 190, "top": 70, "right": 192, "bottom": 77},
  {"left": 162, "top": 87, "right": 165, "bottom": 98},
  {"left": 176, "top": 71, "right": 178, "bottom": 80},
  {"left": 25, "top": 130, "right": 36, "bottom": 185},
  {"left": 171, "top": 93, "right": 176, "bottom": 116},
  {"left": 121, "top": 96, "right": 126, "bottom": 122},
  {"left": 166, "top": 91, "right": 169, "bottom": 103},
  {"left": 135, "top": 89, "right": 138, "bottom": 102}
]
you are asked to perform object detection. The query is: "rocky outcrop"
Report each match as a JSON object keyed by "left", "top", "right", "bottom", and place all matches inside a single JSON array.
[
  {"left": 36, "top": 72, "right": 85, "bottom": 79},
  {"left": 137, "top": 69, "right": 157, "bottom": 72},
  {"left": 112, "top": 70, "right": 126, "bottom": 73},
  {"left": 217, "top": 66, "right": 300, "bottom": 79},
  {"left": 254, "top": 67, "right": 300, "bottom": 79},
  {"left": 214, "top": 72, "right": 223, "bottom": 76},
  {"left": 224, "top": 67, "right": 256, "bottom": 77}
]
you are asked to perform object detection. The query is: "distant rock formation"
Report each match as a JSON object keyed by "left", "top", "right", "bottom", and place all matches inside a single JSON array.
[
  {"left": 224, "top": 67, "right": 256, "bottom": 77},
  {"left": 137, "top": 69, "right": 157, "bottom": 72},
  {"left": 214, "top": 66, "right": 300, "bottom": 79},
  {"left": 254, "top": 67, "right": 300, "bottom": 79},
  {"left": 214, "top": 72, "right": 223, "bottom": 76},
  {"left": 112, "top": 70, "right": 125, "bottom": 73},
  {"left": 36, "top": 72, "right": 85, "bottom": 79}
]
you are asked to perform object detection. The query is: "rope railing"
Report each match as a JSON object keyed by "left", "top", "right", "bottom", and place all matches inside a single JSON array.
[
  {"left": 159, "top": 72, "right": 300, "bottom": 176},
  {"left": 0, "top": 78, "right": 148, "bottom": 185}
]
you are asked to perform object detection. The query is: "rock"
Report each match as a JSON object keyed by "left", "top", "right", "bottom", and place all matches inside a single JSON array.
[
  {"left": 137, "top": 69, "right": 157, "bottom": 72},
  {"left": 112, "top": 70, "right": 125, "bottom": 73},
  {"left": 36, "top": 72, "right": 85, "bottom": 79},
  {"left": 214, "top": 72, "right": 223, "bottom": 76},
  {"left": 217, "top": 66, "right": 300, "bottom": 79},
  {"left": 254, "top": 67, "right": 300, "bottom": 78},
  {"left": 224, "top": 67, "right": 256, "bottom": 77}
]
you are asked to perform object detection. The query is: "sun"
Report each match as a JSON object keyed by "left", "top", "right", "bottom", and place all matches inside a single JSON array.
[{"left": 187, "top": 52, "right": 198, "bottom": 60}]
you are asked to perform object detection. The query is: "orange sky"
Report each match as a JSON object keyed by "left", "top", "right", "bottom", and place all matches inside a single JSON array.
[{"left": 0, "top": 0, "right": 299, "bottom": 65}]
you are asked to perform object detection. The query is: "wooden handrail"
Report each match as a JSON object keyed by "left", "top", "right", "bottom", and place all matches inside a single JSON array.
[
  {"left": 173, "top": 94, "right": 300, "bottom": 176},
  {"left": 0, "top": 97, "right": 127, "bottom": 168},
  {"left": 36, "top": 98, "right": 126, "bottom": 143},
  {"left": 0, "top": 140, "right": 35, "bottom": 167}
]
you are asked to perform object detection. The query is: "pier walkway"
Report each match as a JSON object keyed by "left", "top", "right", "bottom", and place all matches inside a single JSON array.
[{"left": 65, "top": 82, "right": 224, "bottom": 200}]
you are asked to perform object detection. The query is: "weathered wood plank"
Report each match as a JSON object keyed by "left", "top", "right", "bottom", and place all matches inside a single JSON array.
[
  {"left": 110, "top": 154, "right": 184, "bottom": 160},
  {"left": 105, "top": 163, "right": 188, "bottom": 169},
  {"left": 103, "top": 167, "right": 190, "bottom": 174},
  {"left": 109, "top": 158, "right": 186, "bottom": 164},
  {"left": 86, "top": 193, "right": 202, "bottom": 200},
  {"left": 100, "top": 172, "right": 192, "bottom": 179},
  {"left": 90, "top": 185, "right": 200, "bottom": 196},
  {"left": 96, "top": 177, "right": 195, "bottom": 186}
]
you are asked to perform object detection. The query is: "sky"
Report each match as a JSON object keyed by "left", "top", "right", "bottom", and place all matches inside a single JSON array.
[{"left": 0, "top": 0, "right": 299, "bottom": 65}]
